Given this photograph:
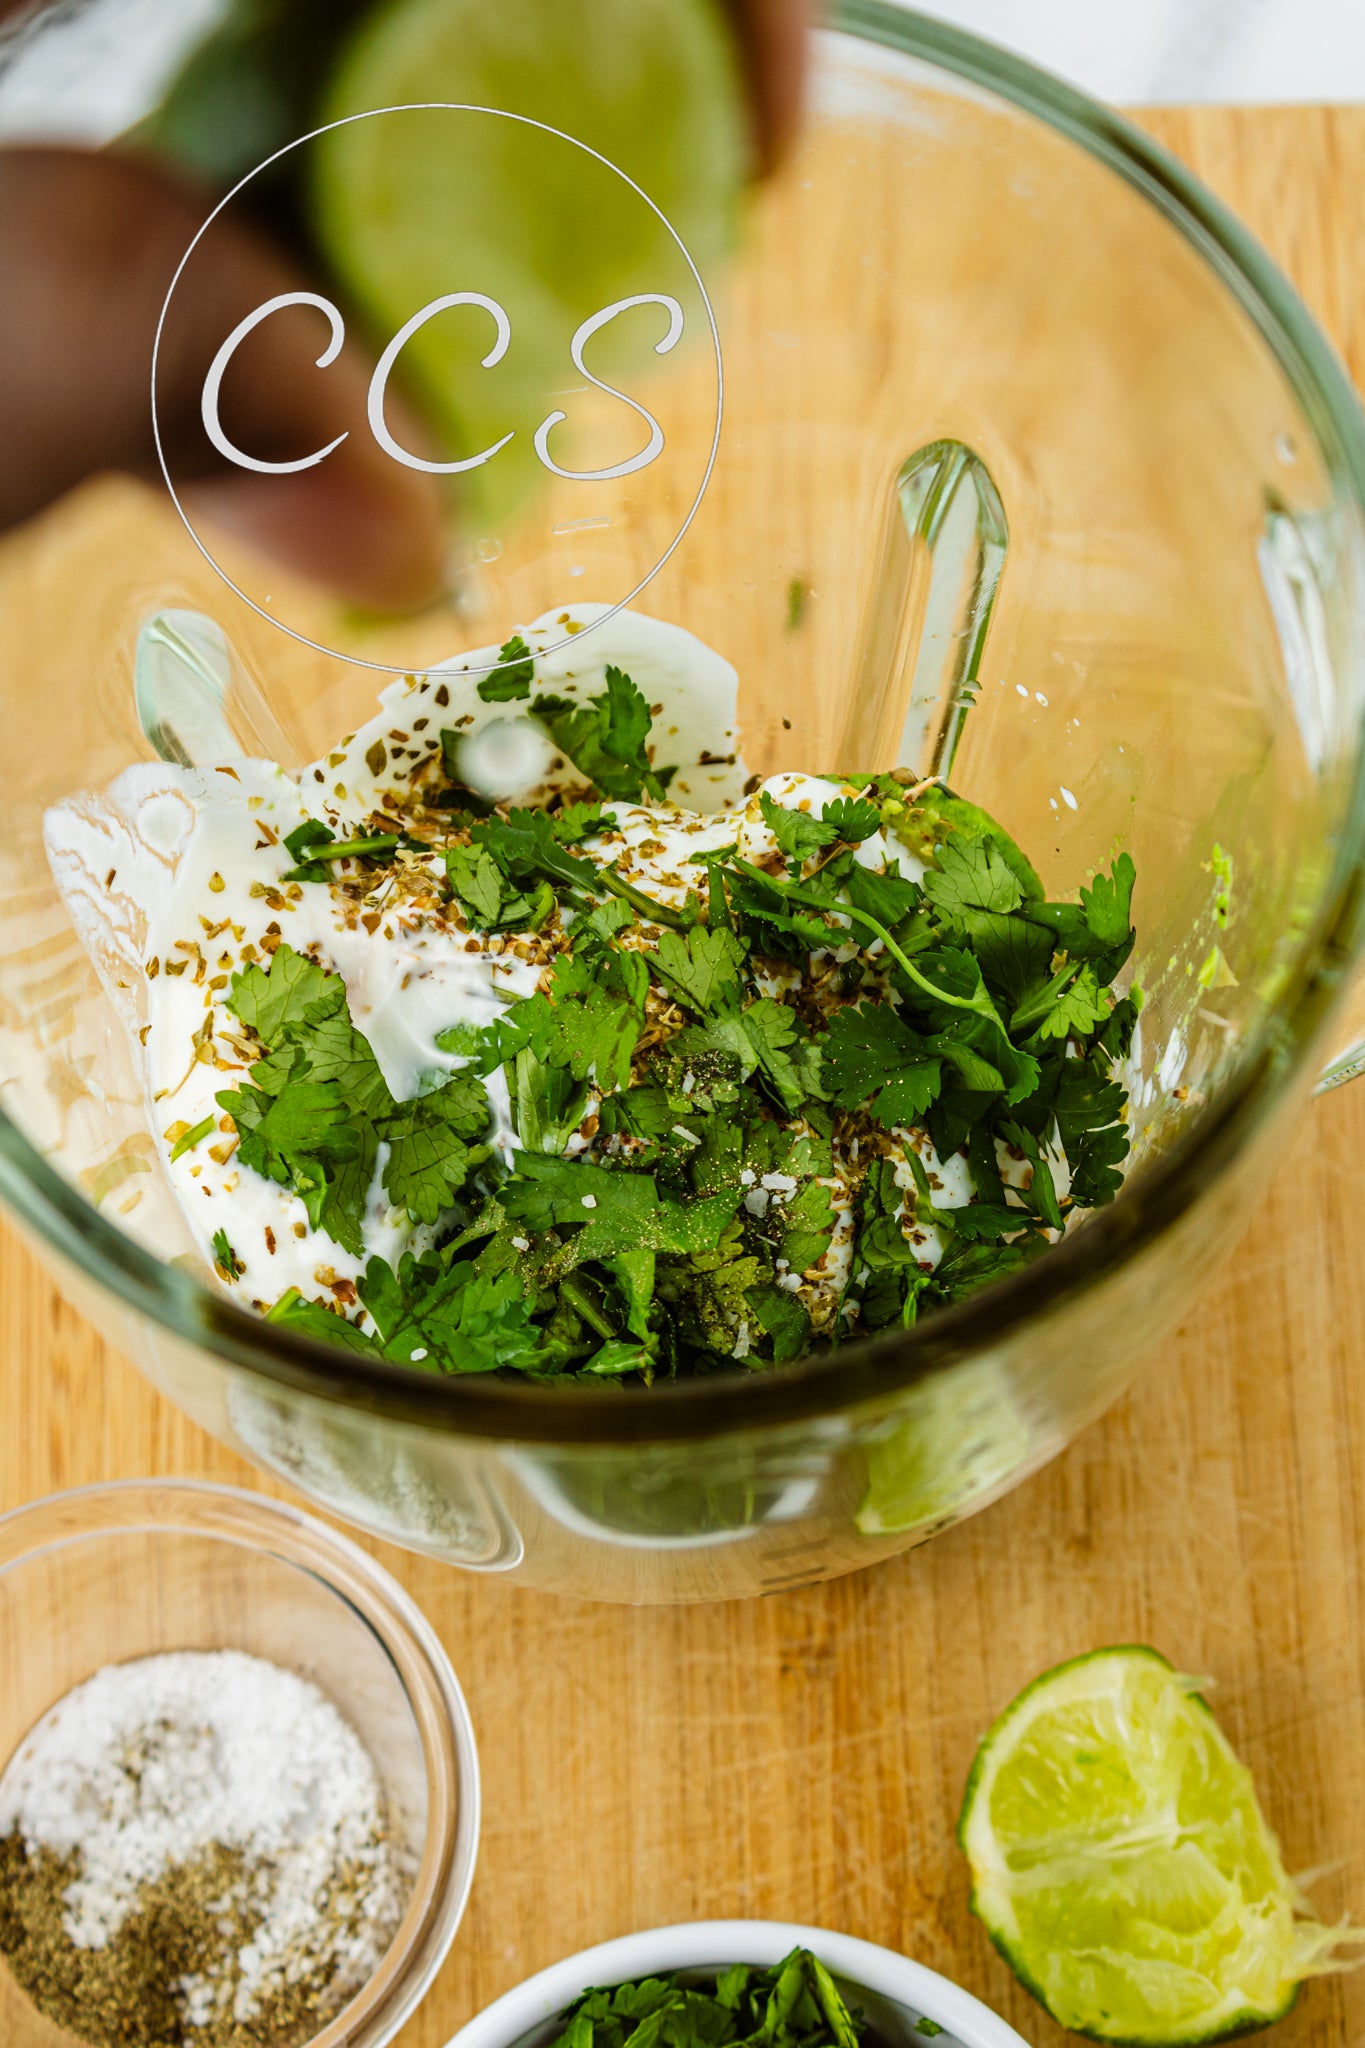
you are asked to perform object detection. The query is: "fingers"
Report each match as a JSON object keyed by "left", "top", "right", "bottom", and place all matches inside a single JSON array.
[
  {"left": 0, "top": 147, "right": 445, "bottom": 611},
  {"left": 726, "top": 0, "right": 811, "bottom": 174}
]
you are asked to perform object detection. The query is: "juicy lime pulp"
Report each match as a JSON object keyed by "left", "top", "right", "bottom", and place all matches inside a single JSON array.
[
  {"left": 310, "top": 0, "right": 747, "bottom": 521},
  {"left": 959, "top": 1646, "right": 1362, "bottom": 2044}
]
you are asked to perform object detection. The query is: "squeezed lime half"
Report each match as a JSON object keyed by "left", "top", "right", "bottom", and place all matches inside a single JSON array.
[{"left": 959, "top": 1646, "right": 1362, "bottom": 2044}]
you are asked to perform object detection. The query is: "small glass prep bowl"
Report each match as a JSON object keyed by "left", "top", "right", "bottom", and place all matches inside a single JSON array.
[{"left": 0, "top": 1479, "right": 480, "bottom": 2048}]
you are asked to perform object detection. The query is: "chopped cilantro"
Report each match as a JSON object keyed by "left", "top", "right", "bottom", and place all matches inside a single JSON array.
[
  {"left": 652, "top": 924, "right": 747, "bottom": 1013},
  {"left": 824, "top": 1003, "right": 942, "bottom": 1126},
  {"left": 216, "top": 944, "right": 491, "bottom": 1252},
  {"left": 280, "top": 817, "right": 402, "bottom": 883},
  {"left": 759, "top": 789, "right": 839, "bottom": 868},
  {"left": 548, "top": 1950, "right": 865, "bottom": 2048},
  {"left": 476, "top": 633, "right": 535, "bottom": 702},
  {"left": 378, "top": 1073, "right": 492, "bottom": 1225},
  {"left": 821, "top": 794, "right": 883, "bottom": 843},
  {"left": 532, "top": 664, "right": 675, "bottom": 802},
  {"left": 211, "top": 1227, "right": 242, "bottom": 1278},
  {"left": 1080, "top": 851, "right": 1137, "bottom": 950},
  {"left": 922, "top": 834, "right": 1023, "bottom": 919},
  {"left": 169, "top": 1113, "right": 215, "bottom": 1163},
  {"left": 211, "top": 649, "right": 1144, "bottom": 1385}
]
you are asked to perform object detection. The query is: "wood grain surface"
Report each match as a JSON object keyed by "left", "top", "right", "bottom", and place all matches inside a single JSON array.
[{"left": 4, "top": 103, "right": 1365, "bottom": 2048}]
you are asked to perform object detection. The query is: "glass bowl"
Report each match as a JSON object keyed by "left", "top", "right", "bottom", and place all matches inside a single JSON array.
[
  {"left": 444, "top": 1919, "right": 1026, "bottom": 2048},
  {"left": 0, "top": 1479, "right": 480, "bottom": 2048},
  {"left": 0, "top": 4, "right": 1364, "bottom": 1600}
]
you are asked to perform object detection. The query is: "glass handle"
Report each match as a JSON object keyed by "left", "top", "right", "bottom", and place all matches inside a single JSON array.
[
  {"left": 840, "top": 437, "right": 1008, "bottom": 776},
  {"left": 1258, "top": 499, "right": 1365, "bottom": 1097},
  {"left": 135, "top": 609, "right": 293, "bottom": 766}
]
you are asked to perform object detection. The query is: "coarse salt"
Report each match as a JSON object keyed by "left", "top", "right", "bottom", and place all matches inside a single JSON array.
[{"left": 0, "top": 1649, "right": 408, "bottom": 2023}]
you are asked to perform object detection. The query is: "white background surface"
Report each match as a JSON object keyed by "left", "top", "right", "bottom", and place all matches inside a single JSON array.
[
  {"left": 918, "top": 0, "right": 1365, "bottom": 103},
  {"left": 0, "top": 0, "right": 1359, "bottom": 140}
]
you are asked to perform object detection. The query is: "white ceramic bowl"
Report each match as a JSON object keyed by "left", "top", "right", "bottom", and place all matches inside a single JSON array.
[{"left": 445, "top": 1921, "right": 1027, "bottom": 2048}]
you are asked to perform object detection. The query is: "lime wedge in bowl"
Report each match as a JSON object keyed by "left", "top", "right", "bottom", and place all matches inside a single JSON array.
[{"left": 959, "top": 1646, "right": 1362, "bottom": 2044}]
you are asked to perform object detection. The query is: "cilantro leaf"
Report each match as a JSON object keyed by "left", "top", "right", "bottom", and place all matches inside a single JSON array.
[
  {"left": 283, "top": 819, "right": 333, "bottom": 864},
  {"left": 925, "top": 1234, "right": 1031, "bottom": 1305},
  {"left": 780, "top": 1177, "right": 836, "bottom": 1276},
  {"left": 541, "top": 981, "right": 641, "bottom": 1093},
  {"left": 217, "top": 1076, "right": 359, "bottom": 1186},
  {"left": 600, "top": 663, "right": 654, "bottom": 769},
  {"left": 228, "top": 944, "right": 340, "bottom": 1045},
  {"left": 265, "top": 1289, "right": 379, "bottom": 1353},
  {"left": 1081, "top": 852, "right": 1137, "bottom": 950},
  {"left": 490, "top": 952, "right": 644, "bottom": 1104},
  {"left": 652, "top": 924, "right": 747, "bottom": 1013},
  {"left": 1034, "top": 963, "right": 1109, "bottom": 1042},
  {"left": 1010, "top": 961, "right": 1109, "bottom": 1043},
  {"left": 472, "top": 807, "right": 599, "bottom": 891},
  {"left": 747, "top": 1283, "right": 811, "bottom": 1363},
  {"left": 211, "top": 1228, "right": 242, "bottom": 1278},
  {"left": 759, "top": 789, "right": 839, "bottom": 868},
  {"left": 288, "top": 1006, "right": 393, "bottom": 1117},
  {"left": 532, "top": 665, "right": 673, "bottom": 803},
  {"left": 679, "top": 999, "right": 821, "bottom": 1117},
  {"left": 377, "top": 1073, "right": 491, "bottom": 1224},
  {"left": 1067, "top": 1122, "right": 1130, "bottom": 1206},
  {"left": 476, "top": 633, "right": 535, "bottom": 702},
  {"left": 433, "top": 1021, "right": 484, "bottom": 1058},
  {"left": 550, "top": 800, "right": 610, "bottom": 843},
  {"left": 359, "top": 1255, "right": 541, "bottom": 1373},
  {"left": 904, "top": 784, "right": 1044, "bottom": 900},
  {"left": 501, "top": 1154, "right": 739, "bottom": 1261},
  {"left": 963, "top": 912, "right": 1054, "bottom": 1005},
  {"left": 843, "top": 859, "right": 922, "bottom": 927},
  {"left": 922, "top": 835, "right": 1023, "bottom": 920},
  {"left": 821, "top": 795, "right": 882, "bottom": 843},
  {"left": 444, "top": 843, "right": 505, "bottom": 927},
  {"left": 217, "top": 1065, "right": 374, "bottom": 1255},
  {"left": 1055, "top": 1059, "right": 1130, "bottom": 1206},
  {"left": 824, "top": 1002, "right": 942, "bottom": 1126}
]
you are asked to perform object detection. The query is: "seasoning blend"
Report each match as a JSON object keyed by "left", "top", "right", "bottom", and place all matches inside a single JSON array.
[{"left": 0, "top": 1649, "right": 410, "bottom": 2047}]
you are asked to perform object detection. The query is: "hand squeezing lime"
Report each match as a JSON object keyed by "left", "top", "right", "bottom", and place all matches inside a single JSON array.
[
  {"left": 959, "top": 1647, "right": 1362, "bottom": 2044},
  {"left": 139, "top": 0, "right": 747, "bottom": 526}
]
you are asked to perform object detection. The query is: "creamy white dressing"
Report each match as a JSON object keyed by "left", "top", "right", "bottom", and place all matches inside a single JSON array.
[{"left": 46, "top": 602, "right": 1046, "bottom": 1351}]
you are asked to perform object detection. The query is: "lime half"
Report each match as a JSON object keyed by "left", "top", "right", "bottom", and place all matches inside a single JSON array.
[
  {"left": 959, "top": 1646, "right": 1362, "bottom": 2044},
  {"left": 312, "top": 0, "right": 746, "bottom": 521}
]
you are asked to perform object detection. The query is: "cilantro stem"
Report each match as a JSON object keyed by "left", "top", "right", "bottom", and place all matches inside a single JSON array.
[
  {"left": 169, "top": 1113, "right": 215, "bottom": 1162},
  {"left": 283, "top": 833, "right": 403, "bottom": 881},
  {"left": 560, "top": 1275, "right": 618, "bottom": 1339},
  {"left": 729, "top": 858, "right": 996, "bottom": 1021},
  {"left": 598, "top": 865, "right": 691, "bottom": 930}
]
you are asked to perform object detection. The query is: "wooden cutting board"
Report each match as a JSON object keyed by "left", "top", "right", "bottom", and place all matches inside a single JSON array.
[{"left": 3, "top": 105, "right": 1365, "bottom": 2048}]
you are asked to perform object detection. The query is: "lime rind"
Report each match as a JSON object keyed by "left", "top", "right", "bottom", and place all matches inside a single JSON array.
[{"left": 958, "top": 1646, "right": 1363, "bottom": 2045}]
